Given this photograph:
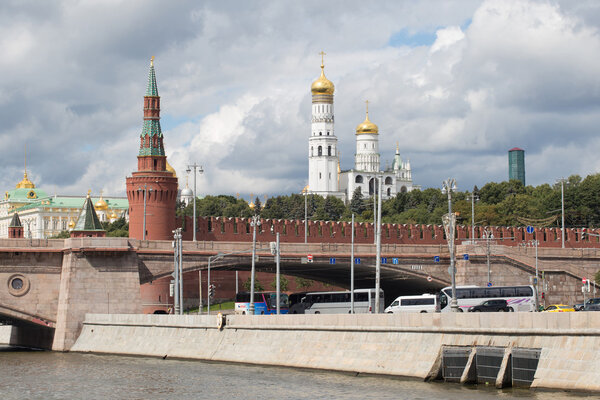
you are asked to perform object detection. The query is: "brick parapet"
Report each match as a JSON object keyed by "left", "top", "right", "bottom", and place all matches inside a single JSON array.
[{"left": 175, "top": 216, "right": 600, "bottom": 248}]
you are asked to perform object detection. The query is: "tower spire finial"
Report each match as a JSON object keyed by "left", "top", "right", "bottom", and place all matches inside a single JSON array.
[
  {"left": 150, "top": 56, "right": 154, "bottom": 67},
  {"left": 319, "top": 51, "right": 326, "bottom": 69},
  {"left": 365, "top": 100, "right": 370, "bottom": 118}
]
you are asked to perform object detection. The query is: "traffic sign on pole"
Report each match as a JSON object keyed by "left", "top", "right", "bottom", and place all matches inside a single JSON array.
[
  {"left": 427, "top": 276, "right": 433, "bottom": 282},
  {"left": 434, "top": 256, "right": 440, "bottom": 262},
  {"left": 354, "top": 257, "right": 361, "bottom": 264},
  {"left": 526, "top": 225, "right": 534, "bottom": 234},
  {"left": 487, "top": 282, "right": 492, "bottom": 287},
  {"left": 381, "top": 257, "right": 388, "bottom": 264},
  {"left": 307, "top": 254, "right": 313, "bottom": 263},
  {"left": 392, "top": 258, "right": 399, "bottom": 265},
  {"left": 463, "top": 254, "right": 469, "bottom": 261},
  {"left": 329, "top": 257, "right": 336, "bottom": 264}
]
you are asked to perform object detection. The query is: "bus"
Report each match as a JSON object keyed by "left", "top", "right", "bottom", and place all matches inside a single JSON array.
[
  {"left": 439, "top": 285, "right": 536, "bottom": 312},
  {"left": 384, "top": 294, "right": 438, "bottom": 313},
  {"left": 235, "top": 292, "right": 289, "bottom": 315},
  {"left": 303, "top": 288, "right": 384, "bottom": 314}
]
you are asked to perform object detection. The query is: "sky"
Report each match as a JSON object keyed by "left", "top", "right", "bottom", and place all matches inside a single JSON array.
[{"left": 2, "top": 0, "right": 600, "bottom": 201}]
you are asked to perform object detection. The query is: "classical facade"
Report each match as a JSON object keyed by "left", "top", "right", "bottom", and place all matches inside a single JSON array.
[
  {"left": 0, "top": 171, "right": 127, "bottom": 239},
  {"left": 307, "top": 57, "right": 417, "bottom": 202},
  {"left": 126, "top": 58, "right": 178, "bottom": 240}
]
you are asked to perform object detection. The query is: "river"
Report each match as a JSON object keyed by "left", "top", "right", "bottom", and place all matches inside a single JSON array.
[{"left": 0, "top": 346, "right": 593, "bottom": 399}]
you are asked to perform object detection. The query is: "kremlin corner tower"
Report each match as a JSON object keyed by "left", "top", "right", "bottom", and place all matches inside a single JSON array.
[{"left": 126, "top": 58, "right": 178, "bottom": 240}]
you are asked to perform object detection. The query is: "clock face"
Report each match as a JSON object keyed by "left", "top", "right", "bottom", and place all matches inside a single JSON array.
[{"left": 27, "top": 191, "right": 37, "bottom": 199}]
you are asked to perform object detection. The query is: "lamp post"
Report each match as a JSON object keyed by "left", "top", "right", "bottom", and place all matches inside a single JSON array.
[
  {"left": 351, "top": 213, "right": 355, "bottom": 314},
  {"left": 137, "top": 184, "right": 153, "bottom": 240},
  {"left": 442, "top": 178, "right": 458, "bottom": 312},
  {"left": 483, "top": 228, "right": 492, "bottom": 284},
  {"left": 375, "top": 175, "right": 383, "bottom": 313},
  {"left": 275, "top": 232, "right": 281, "bottom": 314},
  {"left": 557, "top": 178, "right": 567, "bottom": 248},
  {"left": 186, "top": 163, "right": 203, "bottom": 242},
  {"left": 467, "top": 191, "right": 479, "bottom": 243},
  {"left": 303, "top": 185, "right": 308, "bottom": 244},
  {"left": 172, "top": 228, "right": 182, "bottom": 314},
  {"left": 249, "top": 214, "right": 261, "bottom": 315},
  {"left": 527, "top": 239, "right": 539, "bottom": 310}
]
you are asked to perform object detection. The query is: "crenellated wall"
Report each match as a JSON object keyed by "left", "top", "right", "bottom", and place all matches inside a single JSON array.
[{"left": 177, "top": 216, "right": 600, "bottom": 248}]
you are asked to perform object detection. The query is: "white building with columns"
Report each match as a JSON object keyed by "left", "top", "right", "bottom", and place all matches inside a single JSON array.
[{"left": 307, "top": 57, "right": 417, "bottom": 202}]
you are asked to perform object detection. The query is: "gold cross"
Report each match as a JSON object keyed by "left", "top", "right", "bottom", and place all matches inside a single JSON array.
[
  {"left": 365, "top": 100, "right": 369, "bottom": 115},
  {"left": 319, "top": 51, "right": 326, "bottom": 66},
  {"left": 151, "top": 56, "right": 155, "bottom": 66}
]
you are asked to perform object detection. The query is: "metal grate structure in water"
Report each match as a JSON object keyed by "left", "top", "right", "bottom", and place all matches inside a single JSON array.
[
  {"left": 442, "top": 346, "right": 471, "bottom": 382},
  {"left": 476, "top": 346, "right": 506, "bottom": 384},
  {"left": 511, "top": 348, "right": 541, "bottom": 387}
]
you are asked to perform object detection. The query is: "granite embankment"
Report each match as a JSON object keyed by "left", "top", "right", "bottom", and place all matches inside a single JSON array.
[{"left": 71, "top": 312, "right": 600, "bottom": 392}]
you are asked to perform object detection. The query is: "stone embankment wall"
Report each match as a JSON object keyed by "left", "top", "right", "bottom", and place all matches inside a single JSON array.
[{"left": 72, "top": 313, "right": 600, "bottom": 393}]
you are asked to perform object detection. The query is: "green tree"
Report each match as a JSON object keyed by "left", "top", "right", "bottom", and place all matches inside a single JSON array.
[
  {"left": 270, "top": 275, "right": 289, "bottom": 291},
  {"left": 102, "top": 217, "right": 129, "bottom": 237},
  {"left": 294, "top": 277, "right": 314, "bottom": 289},
  {"left": 253, "top": 197, "right": 262, "bottom": 215},
  {"left": 349, "top": 187, "right": 366, "bottom": 215},
  {"left": 49, "top": 231, "right": 70, "bottom": 239},
  {"left": 242, "top": 277, "right": 264, "bottom": 292}
]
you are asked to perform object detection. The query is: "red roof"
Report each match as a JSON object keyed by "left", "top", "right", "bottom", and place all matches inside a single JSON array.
[{"left": 509, "top": 147, "right": 524, "bottom": 151}]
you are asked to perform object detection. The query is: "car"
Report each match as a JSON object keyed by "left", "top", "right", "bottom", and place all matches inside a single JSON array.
[
  {"left": 543, "top": 304, "right": 575, "bottom": 312},
  {"left": 468, "top": 299, "right": 512, "bottom": 312},
  {"left": 574, "top": 303, "right": 585, "bottom": 311},
  {"left": 584, "top": 298, "right": 600, "bottom": 311}
]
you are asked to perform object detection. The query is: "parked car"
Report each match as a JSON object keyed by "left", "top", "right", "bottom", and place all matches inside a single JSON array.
[
  {"left": 468, "top": 299, "right": 511, "bottom": 312},
  {"left": 544, "top": 304, "right": 575, "bottom": 312},
  {"left": 584, "top": 298, "right": 600, "bottom": 311},
  {"left": 574, "top": 303, "right": 585, "bottom": 311}
]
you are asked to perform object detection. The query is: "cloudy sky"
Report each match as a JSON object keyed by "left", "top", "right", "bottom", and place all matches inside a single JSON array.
[{"left": 2, "top": 0, "right": 600, "bottom": 200}]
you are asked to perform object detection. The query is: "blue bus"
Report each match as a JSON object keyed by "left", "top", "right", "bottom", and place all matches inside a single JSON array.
[{"left": 235, "top": 292, "right": 289, "bottom": 315}]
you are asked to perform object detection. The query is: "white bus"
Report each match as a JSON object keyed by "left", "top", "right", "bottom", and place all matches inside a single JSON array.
[
  {"left": 384, "top": 294, "right": 438, "bottom": 313},
  {"left": 439, "top": 285, "right": 536, "bottom": 312},
  {"left": 303, "top": 288, "right": 385, "bottom": 314}
]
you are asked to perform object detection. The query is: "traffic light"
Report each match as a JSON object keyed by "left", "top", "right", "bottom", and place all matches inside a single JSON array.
[
  {"left": 541, "top": 292, "right": 545, "bottom": 300},
  {"left": 209, "top": 284, "right": 215, "bottom": 298},
  {"left": 582, "top": 228, "right": 587, "bottom": 240}
]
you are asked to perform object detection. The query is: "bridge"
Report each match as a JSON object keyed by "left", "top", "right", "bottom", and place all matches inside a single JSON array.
[{"left": 1, "top": 228, "right": 599, "bottom": 351}]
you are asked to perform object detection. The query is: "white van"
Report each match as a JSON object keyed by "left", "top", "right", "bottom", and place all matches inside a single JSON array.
[{"left": 384, "top": 294, "right": 438, "bottom": 313}]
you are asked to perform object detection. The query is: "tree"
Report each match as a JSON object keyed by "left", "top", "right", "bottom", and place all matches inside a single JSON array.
[
  {"left": 294, "top": 277, "right": 314, "bottom": 289},
  {"left": 270, "top": 275, "right": 289, "bottom": 291},
  {"left": 253, "top": 197, "right": 262, "bottom": 215},
  {"left": 242, "top": 277, "right": 264, "bottom": 292},
  {"left": 349, "top": 187, "right": 366, "bottom": 215},
  {"left": 49, "top": 231, "right": 70, "bottom": 239},
  {"left": 102, "top": 217, "right": 129, "bottom": 237}
]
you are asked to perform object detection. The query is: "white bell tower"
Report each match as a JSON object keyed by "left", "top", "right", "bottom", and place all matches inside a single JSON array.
[{"left": 308, "top": 52, "right": 339, "bottom": 195}]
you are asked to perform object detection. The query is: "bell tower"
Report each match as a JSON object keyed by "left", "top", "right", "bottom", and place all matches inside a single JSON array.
[{"left": 126, "top": 57, "right": 178, "bottom": 240}]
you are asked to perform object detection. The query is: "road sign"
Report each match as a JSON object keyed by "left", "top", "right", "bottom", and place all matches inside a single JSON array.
[
  {"left": 583, "top": 278, "right": 587, "bottom": 284},
  {"left": 487, "top": 282, "right": 492, "bottom": 287},
  {"left": 463, "top": 254, "right": 469, "bottom": 261},
  {"left": 427, "top": 276, "right": 433, "bottom": 282},
  {"left": 434, "top": 256, "right": 440, "bottom": 263},
  {"left": 307, "top": 254, "right": 313, "bottom": 263},
  {"left": 329, "top": 257, "right": 336, "bottom": 264},
  {"left": 354, "top": 257, "right": 361, "bottom": 264},
  {"left": 526, "top": 225, "right": 534, "bottom": 234},
  {"left": 381, "top": 257, "right": 388, "bottom": 264},
  {"left": 392, "top": 258, "right": 399, "bottom": 265}
]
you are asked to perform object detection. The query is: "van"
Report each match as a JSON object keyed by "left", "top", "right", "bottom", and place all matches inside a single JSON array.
[{"left": 384, "top": 294, "right": 437, "bottom": 313}]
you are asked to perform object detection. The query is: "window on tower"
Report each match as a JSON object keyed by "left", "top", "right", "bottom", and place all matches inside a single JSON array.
[
  {"left": 311, "top": 147, "right": 314, "bottom": 157},
  {"left": 328, "top": 146, "right": 331, "bottom": 156},
  {"left": 319, "top": 132, "right": 322, "bottom": 136},
  {"left": 318, "top": 146, "right": 322, "bottom": 156},
  {"left": 319, "top": 173, "right": 322, "bottom": 179},
  {"left": 327, "top": 131, "right": 329, "bottom": 135},
  {"left": 355, "top": 175, "right": 364, "bottom": 183}
]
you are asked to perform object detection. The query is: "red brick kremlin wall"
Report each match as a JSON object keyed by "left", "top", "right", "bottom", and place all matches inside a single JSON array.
[{"left": 177, "top": 216, "right": 599, "bottom": 248}]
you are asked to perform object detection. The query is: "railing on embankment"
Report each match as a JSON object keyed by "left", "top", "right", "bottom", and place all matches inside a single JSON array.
[{"left": 72, "top": 312, "right": 600, "bottom": 393}]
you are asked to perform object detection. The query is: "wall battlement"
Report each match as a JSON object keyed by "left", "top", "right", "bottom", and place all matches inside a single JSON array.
[{"left": 178, "top": 216, "right": 599, "bottom": 248}]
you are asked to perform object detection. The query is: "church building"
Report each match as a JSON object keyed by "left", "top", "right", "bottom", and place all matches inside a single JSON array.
[{"left": 307, "top": 56, "right": 417, "bottom": 202}]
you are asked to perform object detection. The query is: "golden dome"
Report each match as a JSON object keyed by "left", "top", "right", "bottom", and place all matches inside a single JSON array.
[
  {"left": 166, "top": 160, "right": 177, "bottom": 177},
  {"left": 68, "top": 219, "right": 75, "bottom": 229},
  {"left": 109, "top": 210, "right": 118, "bottom": 219},
  {"left": 16, "top": 172, "right": 35, "bottom": 189},
  {"left": 356, "top": 101, "right": 378, "bottom": 135},
  {"left": 95, "top": 193, "right": 108, "bottom": 211},
  {"left": 311, "top": 62, "right": 335, "bottom": 95}
]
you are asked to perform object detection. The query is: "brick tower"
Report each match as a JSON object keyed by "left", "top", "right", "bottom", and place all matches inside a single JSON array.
[
  {"left": 126, "top": 58, "right": 178, "bottom": 240},
  {"left": 8, "top": 212, "right": 24, "bottom": 238}
]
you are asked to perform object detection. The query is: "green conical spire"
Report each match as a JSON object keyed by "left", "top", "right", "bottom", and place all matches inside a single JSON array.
[
  {"left": 146, "top": 56, "right": 159, "bottom": 97},
  {"left": 73, "top": 193, "right": 104, "bottom": 232}
]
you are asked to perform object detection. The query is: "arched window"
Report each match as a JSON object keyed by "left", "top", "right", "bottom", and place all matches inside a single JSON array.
[
  {"left": 327, "top": 131, "right": 330, "bottom": 136},
  {"left": 364, "top": 144, "right": 367, "bottom": 149},
  {"left": 319, "top": 173, "right": 322, "bottom": 179},
  {"left": 387, "top": 188, "right": 391, "bottom": 196},
  {"left": 318, "top": 146, "right": 322, "bottom": 156},
  {"left": 319, "top": 132, "right": 322, "bottom": 136},
  {"left": 311, "top": 147, "right": 313, "bottom": 157},
  {"left": 385, "top": 177, "right": 392, "bottom": 185},
  {"left": 401, "top": 186, "right": 407, "bottom": 193},
  {"left": 327, "top": 146, "right": 331, "bottom": 156},
  {"left": 355, "top": 175, "right": 364, "bottom": 183}
]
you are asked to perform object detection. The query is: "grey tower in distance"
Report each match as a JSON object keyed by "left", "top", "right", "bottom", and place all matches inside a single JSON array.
[{"left": 508, "top": 147, "right": 525, "bottom": 186}]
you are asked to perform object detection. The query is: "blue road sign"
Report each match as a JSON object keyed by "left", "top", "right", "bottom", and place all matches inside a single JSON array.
[
  {"left": 487, "top": 282, "right": 492, "bottom": 287},
  {"left": 329, "top": 257, "right": 336, "bottom": 264},
  {"left": 392, "top": 258, "right": 399, "bottom": 265},
  {"left": 381, "top": 257, "right": 388, "bottom": 264},
  {"left": 463, "top": 254, "right": 469, "bottom": 261},
  {"left": 434, "top": 256, "right": 440, "bottom": 262},
  {"left": 354, "top": 258, "right": 361, "bottom": 264},
  {"left": 526, "top": 225, "right": 534, "bottom": 234}
]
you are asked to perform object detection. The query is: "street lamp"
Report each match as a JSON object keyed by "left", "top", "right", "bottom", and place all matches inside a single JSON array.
[
  {"left": 249, "top": 214, "right": 261, "bottom": 315},
  {"left": 526, "top": 238, "right": 539, "bottom": 310},
  {"left": 483, "top": 228, "right": 492, "bottom": 284},
  {"left": 350, "top": 213, "right": 355, "bottom": 314},
  {"left": 172, "top": 228, "right": 183, "bottom": 314},
  {"left": 137, "top": 184, "right": 154, "bottom": 240},
  {"left": 302, "top": 185, "right": 309, "bottom": 244},
  {"left": 186, "top": 163, "right": 204, "bottom": 242},
  {"left": 557, "top": 178, "right": 567, "bottom": 248},
  {"left": 467, "top": 190, "right": 479, "bottom": 243},
  {"left": 375, "top": 175, "right": 383, "bottom": 313},
  {"left": 442, "top": 178, "right": 458, "bottom": 312}
]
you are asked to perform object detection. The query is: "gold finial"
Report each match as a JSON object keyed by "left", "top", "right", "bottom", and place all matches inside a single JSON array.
[
  {"left": 87, "top": 189, "right": 91, "bottom": 198},
  {"left": 319, "top": 51, "right": 326, "bottom": 68},
  {"left": 396, "top": 142, "right": 399, "bottom": 152},
  {"left": 365, "top": 100, "right": 369, "bottom": 117},
  {"left": 150, "top": 56, "right": 154, "bottom": 66},
  {"left": 24, "top": 143, "right": 27, "bottom": 175}
]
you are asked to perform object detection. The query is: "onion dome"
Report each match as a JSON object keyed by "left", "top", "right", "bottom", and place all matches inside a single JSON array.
[
  {"left": 356, "top": 101, "right": 378, "bottom": 135},
  {"left": 16, "top": 172, "right": 35, "bottom": 189},
  {"left": 181, "top": 186, "right": 193, "bottom": 197},
  {"left": 109, "top": 210, "right": 118, "bottom": 219},
  {"left": 95, "top": 193, "right": 108, "bottom": 211},
  {"left": 311, "top": 61, "right": 335, "bottom": 95},
  {"left": 166, "top": 160, "right": 177, "bottom": 177},
  {"left": 68, "top": 219, "right": 76, "bottom": 230}
]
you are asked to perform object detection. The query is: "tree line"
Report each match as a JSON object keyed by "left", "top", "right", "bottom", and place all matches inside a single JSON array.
[{"left": 180, "top": 174, "right": 600, "bottom": 229}]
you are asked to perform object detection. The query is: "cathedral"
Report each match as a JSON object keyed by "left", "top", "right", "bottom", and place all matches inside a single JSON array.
[{"left": 307, "top": 56, "right": 417, "bottom": 202}]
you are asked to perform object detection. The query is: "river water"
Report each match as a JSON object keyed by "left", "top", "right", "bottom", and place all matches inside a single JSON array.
[{"left": 0, "top": 346, "right": 593, "bottom": 399}]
